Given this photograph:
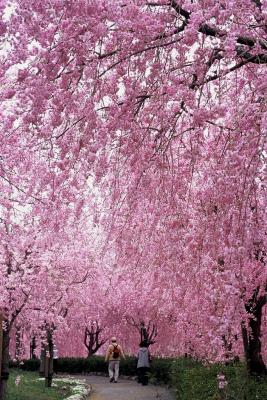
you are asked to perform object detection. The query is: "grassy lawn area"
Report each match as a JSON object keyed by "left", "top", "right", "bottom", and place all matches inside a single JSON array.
[{"left": 6, "top": 369, "right": 75, "bottom": 400}]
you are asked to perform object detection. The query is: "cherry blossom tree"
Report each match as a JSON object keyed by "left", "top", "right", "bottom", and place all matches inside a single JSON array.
[
  {"left": 0, "top": 0, "right": 266, "bottom": 384},
  {"left": 0, "top": 179, "right": 98, "bottom": 396}
]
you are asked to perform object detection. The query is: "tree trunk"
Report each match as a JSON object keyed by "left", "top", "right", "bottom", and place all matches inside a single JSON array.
[
  {"left": 30, "top": 337, "right": 37, "bottom": 359},
  {"left": 241, "top": 322, "right": 249, "bottom": 364},
  {"left": 248, "top": 304, "right": 266, "bottom": 375},
  {"left": 84, "top": 323, "right": 107, "bottom": 357},
  {"left": 15, "top": 326, "right": 21, "bottom": 360},
  {"left": 0, "top": 326, "right": 10, "bottom": 400},
  {"left": 39, "top": 345, "right": 45, "bottom": 376},
  {"left": 44, "top": 330, "right": 53, "bottom": 387},
  {"left": 140, "top": 321, "right": 157, "bottom": 346},
  {"left": 243, "top": 293, "right": 267, "bottom": 375}
]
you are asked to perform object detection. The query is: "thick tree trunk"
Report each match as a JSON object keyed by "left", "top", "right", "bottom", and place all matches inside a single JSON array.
[
  {"left": 0, "top": 326, "right": 10, "bottom": 400},
  {"left": 248, "top": 304, "right": 266, "bottom": 375},
  {"left": 243, "top": 292, "right": 267, "bottom": 375}
]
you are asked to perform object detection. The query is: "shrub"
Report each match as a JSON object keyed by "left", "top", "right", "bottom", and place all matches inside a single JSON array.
[
  {"left": 171, "top": 358, "right": 267, "bottom": 400},
  {"left": 119, "top": 356, "right": 138, "bottom": 376},
  {"left": 10, "top": 356, "right": 137, "bottom": 375},
  {"left": 9, "top": 358, "right": 41, "bottom": 371},
  {"left": 55, "top": 356, "right": 106, "bottom": 374},
  {"left": 56, "top": 355, "right": 138, "bottom": 375},
  {"left": 150, "top": 357, "right": 174, "bottom": 384},
  {"left": 171, "top": 358, "right": 218, "bottom": 400}
]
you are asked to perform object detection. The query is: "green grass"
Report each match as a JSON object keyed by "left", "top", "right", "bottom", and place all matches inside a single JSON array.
[
  {"left": 171, "top": 358, "right": 267, "bottom": 400},
  {"left": 6, "top": 369, "right": 73, "bottom": 400}
]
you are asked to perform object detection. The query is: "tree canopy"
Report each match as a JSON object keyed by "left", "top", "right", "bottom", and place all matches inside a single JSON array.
[{"left": 0, "top": 0, "right": 266, "bottom": 375}]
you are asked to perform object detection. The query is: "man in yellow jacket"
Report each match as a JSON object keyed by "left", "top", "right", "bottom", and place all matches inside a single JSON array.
[{"left": 105, "top": 337, "right": 125, "bottom": 383}]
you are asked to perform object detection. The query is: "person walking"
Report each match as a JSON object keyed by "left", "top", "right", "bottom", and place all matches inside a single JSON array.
[
  {"left": 137, "top": 340, "right": 150, "bottom": 385},
  {"left": 105, "top": 337, "right": 125, "bottom": 383}
]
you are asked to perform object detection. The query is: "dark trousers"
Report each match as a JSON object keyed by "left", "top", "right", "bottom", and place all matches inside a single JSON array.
[{"left": 137, "top": 367, "right": 149, "bottom": 385}]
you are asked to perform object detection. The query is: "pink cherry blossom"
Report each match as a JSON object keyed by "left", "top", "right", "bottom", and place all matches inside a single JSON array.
[{"left": 0, "top": 3, "right": 266, "bottom": 396}]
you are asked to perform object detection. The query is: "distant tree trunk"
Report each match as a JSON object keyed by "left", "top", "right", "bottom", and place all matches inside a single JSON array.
[
  {"left": 222, "top": 335, "right": 233, "bottom": 363},
  {"left": 221, "top": 329, "right": 238, "bottom": 364},
  {"left": 39, "top": 341, "right": 46, "bottom": 376},
  {"left": 15, "top": 326, "right": 21, "bottom": 360},
  {"left": 30, "top": 336, "right": 37, "bottom": 359},
  {"left": 243, "top": 290, "right": 267, "bottom": 375},
  {"left": 39, "top": 327, "right": 54, "bottom": 386},
  {"left": 241, "top": 321, "right": 250, "bottom": 365},
  {"left": 140, "top": 321, "right": 157, "bottom": 345},
  {"left": 0, "top": 321, "right": 10, "bottom": 400},
  {"left": 84, "top": 321, "right": 107, "bottom": 357},
  {"left": 126, "top": 317, "right": 157, "bottom": 347},
  {"left": 44, "top": 329, "right": 53, "bottom": 387}
]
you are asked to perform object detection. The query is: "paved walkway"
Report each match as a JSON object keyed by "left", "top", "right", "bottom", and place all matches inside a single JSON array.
[{"left": 84, "top": 375, "right": 175, "bottom": 400}]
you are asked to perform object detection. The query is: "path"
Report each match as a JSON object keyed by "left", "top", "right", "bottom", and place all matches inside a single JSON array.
[{"left": 84, "top": 375, "right": 175, "bottom": 400}]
